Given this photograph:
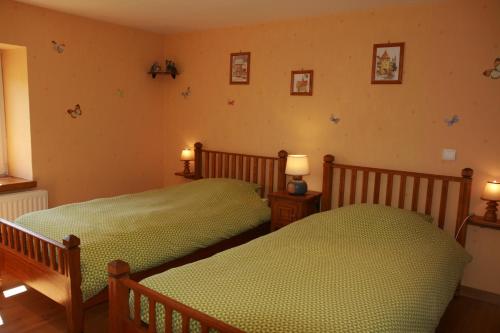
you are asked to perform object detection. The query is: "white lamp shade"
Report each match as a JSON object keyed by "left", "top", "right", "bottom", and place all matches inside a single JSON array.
[
  {"left": 482, "top": 181, "right": 500, "bottom": 201},
  {"left": 285, "top": 155, "right": 310, "bottom": 176},
  {"left": 180, "top": 148, "right": 194, "bottom": 161}
]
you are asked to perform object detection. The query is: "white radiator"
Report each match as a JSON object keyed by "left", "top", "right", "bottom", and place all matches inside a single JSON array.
[{"left": 0, "top": 189, "right": 48, "bottom": 220}]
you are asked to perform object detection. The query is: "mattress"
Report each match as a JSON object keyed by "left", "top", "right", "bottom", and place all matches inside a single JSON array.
[
  {"left": 15, "top": 178, "right": 270, "bottom": 300},
  {"left": 137, "top": 204, "right": 471, "bottom": 333}
]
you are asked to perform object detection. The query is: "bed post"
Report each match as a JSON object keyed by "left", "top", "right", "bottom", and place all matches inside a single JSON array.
[
  {"left": 108, "top": 260, "right": 131, "bottom": 333},
  {"left": 194, "top": 142, "right": 203, "bottom": 179},
  {"left": 455, "top": 168, "right": 473, "bottom": 247},
  {"left": 63, "top": 235, "right": 84, "bottom": 333},
  {"left": 321, "top": 154, "right": 335, "bottom": 211},
  {"left": 277, "top": 150, "right": 288, "bottom": 192}
]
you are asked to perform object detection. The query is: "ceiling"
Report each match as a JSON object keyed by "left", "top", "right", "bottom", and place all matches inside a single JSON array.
[{"left": 16, "top": 0, "right": 434, "bottom": 34}]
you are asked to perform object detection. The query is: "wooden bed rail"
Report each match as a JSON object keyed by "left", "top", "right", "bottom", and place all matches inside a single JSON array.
[
  {"left": 194, "top": 142, "right": 288, "bottom": 197},
  {"left": 108, "top": 260, "right": 244, "bottom": 333},
  {"left": 321, "top": 155, "right": 473, "bottom": 246},
  {"left": 0, "top": 218, "right": 83, "bottom": 332}
]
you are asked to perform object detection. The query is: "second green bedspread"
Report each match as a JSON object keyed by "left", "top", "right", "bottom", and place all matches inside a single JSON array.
[{"left": 138, "top": 204, "right": 471, "bottom": 333}]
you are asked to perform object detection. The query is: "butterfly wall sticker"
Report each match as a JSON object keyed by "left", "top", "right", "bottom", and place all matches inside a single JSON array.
[
  {"left": 444, "top": 115, "right": 459, "bottom": 127},
  {"left": 181, "top": 87, "right": 191, "bottom": 98},
  {"left": 483, "top": 58, "right": 500, "bottom": 79},
  {"left": 67, "top": 104, "right": 82, "bottom": 118},
  {"left": 51, "top": 41, "right": 65, "bottom": 54},
  {"left": 329, "top": 114, "right": 341, "bottom": 124}
]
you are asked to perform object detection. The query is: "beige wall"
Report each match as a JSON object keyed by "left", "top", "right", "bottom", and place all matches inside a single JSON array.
[
  {"left": 162, "top": 0, "right": 500, "bottom": 293},
  {"left": 1, "top": 46, "right": 33, "bottom": 180},
  {"left": 0, "top": 0, "right": 165, "bottom": 206},
  {"left": 1, "top": 0, "right": 498, "bottom": 295}
]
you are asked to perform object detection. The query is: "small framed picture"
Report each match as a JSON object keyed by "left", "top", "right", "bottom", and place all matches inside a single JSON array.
[
  {"left": 290, "top": 70, "right": 313, "bottom": 96},
  {"left": 371, "top": 42, "right": 405, "bottom": 84},
  {"left": 230, "top": 52, "right": 250, "bottom": 84}
]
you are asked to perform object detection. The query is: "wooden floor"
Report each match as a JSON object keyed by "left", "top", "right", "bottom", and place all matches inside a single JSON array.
[{"left": 1, "top": 273, "right": 500, "bottom": 332}]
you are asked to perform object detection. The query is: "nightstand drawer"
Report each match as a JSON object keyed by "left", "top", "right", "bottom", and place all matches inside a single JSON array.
[
  {"left": 272, "top": 202, "right": 298, "bottom": 223},
  {"left": 268, "top": 191, "right": 321, "bottom": 231}
]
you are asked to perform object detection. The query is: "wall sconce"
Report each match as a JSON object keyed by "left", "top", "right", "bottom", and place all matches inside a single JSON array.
[
  {"left": 285, "top": 155, "right": 310, "bottom": 195},
  {"left": 180, "top": 148, "right": 194, "bottom": 175},
  {"left": 481, "top": 181, "right": 500, "bottom": 223}
]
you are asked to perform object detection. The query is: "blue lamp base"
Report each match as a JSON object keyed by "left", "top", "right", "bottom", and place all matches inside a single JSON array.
[{"left": 287, "top": 177, "right": 308, "bottom": 195}]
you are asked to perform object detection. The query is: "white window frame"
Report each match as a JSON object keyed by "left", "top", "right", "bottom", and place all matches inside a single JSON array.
[{"left": 0, "top": 54, "right": 9, "bottom": 176}]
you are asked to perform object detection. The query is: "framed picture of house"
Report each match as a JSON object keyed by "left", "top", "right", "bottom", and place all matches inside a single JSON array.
[
  {"left": 371, "top": 42, "right": 405, "bottom": 84},
  {"left": 290, "top": 70, "right": 313, "bottom": 96},
  {"left": 230, "top": 52, "right": 250, "bottom": 84}
]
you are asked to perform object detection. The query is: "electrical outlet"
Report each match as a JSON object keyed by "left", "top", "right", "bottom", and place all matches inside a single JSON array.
[{"left": 442, "top": 149, "right": 456, "bottom": 161}]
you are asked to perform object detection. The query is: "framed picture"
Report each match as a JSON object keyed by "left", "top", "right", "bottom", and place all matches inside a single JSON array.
[
  {"left": 371, "top": 42, "right": 405, "bottom": 84},
  {"left": 230, "top": 52, "right": 250, "bottom": 84},
  {"left": 290, "top": 70, "right": 313, "bottom": 96}
]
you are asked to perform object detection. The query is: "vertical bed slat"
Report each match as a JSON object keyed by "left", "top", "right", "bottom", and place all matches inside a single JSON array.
[
  {"left": 223, "top": 154, "right": 229, "bottom": 178},
  {"left": 7, "top": 226, "right": 13, "bottom": 248},
  {"left": 182, "top": 315, "right": 189, "bottom": 333},
  {"left": 238, "top": 155, "right": 243, "bottom": 180},
  {"left": 34, "top": 238, "right": 41, "bottom": 262},
  {"left": 385, "top": 173, "right": 394, "bottom": 206},
  {"left": 210, "top": 153, "right": 216, "bottom": 178},
  {"left": 57, "top": 248, "right": 65, "bottom": 274},
  {"left": 27, "top": 235, "right": 34, "bottom": 258},
  {"left": 411, "top": 177, "right": 420, "bottom": 211},
  {"left": 230, "top": 155, "right": 236, "bottom": 178},
  {"left": 338, "top": 168, "right": 346, "bottom": 207},
  {"left": 245, "top": 157, "right": 251, "bottom": 181},
  {"left": 164, "top": 308, "right": 173, "bottom": 333},
  {"left": 425, "top": 178, "right": 434, "bottom": 215},
  {"left": 49, "top": 244, "right": 57, "bottom": 270},
  {"left": 134, "top": 292, "right": 141, "bottom": 327},
  {"left": 42, "top": 241, "right": 50, "bottom": 266},
  {"left": 19, "top": 231, "right": 26, "bottom": 254},
  {"left": 13, "top": 229, "right": 19, "bottom": 251},
  {"left": 373, "top": 172, "right": 381, "bottom": 204},
  {"left": 217, "top": 153, "right": 223, "bottom": 178},
  {"left": 0, "top": 224, "right": 6, "bottom": 246},
  {"left": 438, "top": 180, "right": 449, "bottom": 229},
  {"left": 204, "top": 152, "right": 210, "bottom": 178},
  {"left": 148, "top": 299, "right": 156, "bottom": 333},
  {"left": 361, "top": 170, "right": 369, "bottom": 203},
  {"left": 268, "top": 159, "right": 275, "bottom": 195},
  {"left": 349, "top": 169, "right": 357, "bottom": 204},
  {"left": 398, "top": 175, "right": 407, "bottom": 209},
  {"left": 260, "top": 159, "right": 266, "bottom": 197},
  {"left": 252, "top": 158, "right": 258, "bottom": 183}
]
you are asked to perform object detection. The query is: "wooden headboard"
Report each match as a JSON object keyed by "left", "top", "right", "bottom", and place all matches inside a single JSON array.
[
  {"left": 321, "top": 155, "right": 473, "bottom": 246},
  {"left": 193, "top": 142, "right": 288, "bottom": 198}
]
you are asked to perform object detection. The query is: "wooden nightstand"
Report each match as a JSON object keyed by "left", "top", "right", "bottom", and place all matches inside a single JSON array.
[
  {"left": 468, "top": 215, "right": 500, "bottom": 230},
  {"left": 268, "top": 191, "right": 321, "bottom": 231},
  {"left": 174, "top": 171, "right": 198, "bottom": 180}
]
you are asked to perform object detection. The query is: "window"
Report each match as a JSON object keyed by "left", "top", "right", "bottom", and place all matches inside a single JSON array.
[
  {"left": 0, "top": 44, "right": 33, "bottom": 182},
  {"left": 0, "top": 56, "right": 8, "bottom": 176}
]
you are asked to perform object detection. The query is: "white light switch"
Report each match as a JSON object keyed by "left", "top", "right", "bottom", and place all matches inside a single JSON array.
[{"left": 442, "top": 149, "right": 456, "bottom": 161}]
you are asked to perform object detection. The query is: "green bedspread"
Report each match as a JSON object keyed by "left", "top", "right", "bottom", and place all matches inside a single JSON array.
[
  {"left": 138, "top": 204, "right": 471, "bottom": 333},
  {"left": 15, "top": 178, "right": 270, "bottom": 301}
]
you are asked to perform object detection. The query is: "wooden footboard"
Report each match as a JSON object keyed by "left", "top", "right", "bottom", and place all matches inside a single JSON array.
[
  {"left": 0, "top": 218, "right": 83, "bottom": 332},
  {"left": 0, "top": 219, "right": 267, "bottom": 333},
  {"left": 108, "top": 260, "right": 243, "bottom": 333}
]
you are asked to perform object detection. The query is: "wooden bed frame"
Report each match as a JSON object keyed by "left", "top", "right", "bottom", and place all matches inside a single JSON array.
[
  {"left": 108, "top": 154, "right": 474, "bottom": 333},
  {"left": 0, "top": 142, "right": 288, "bottom": 333}
]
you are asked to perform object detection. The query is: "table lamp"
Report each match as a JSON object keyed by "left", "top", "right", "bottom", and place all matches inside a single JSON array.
[
  {"left": 285, "top": 155, "right": 310, "bottom": 195},
  {"left": 481, "top": 181, "right": 500, "bottom": 222},
  {"left": 180, "top": 148, "right": 194, "bottom": 175}
]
